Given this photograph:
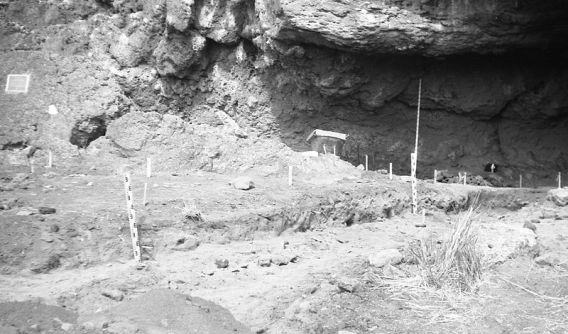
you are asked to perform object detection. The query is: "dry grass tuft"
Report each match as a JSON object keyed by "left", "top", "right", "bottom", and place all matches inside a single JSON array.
[
  {"left": 409, "top": 201, "right": 483, "bottom": 292},
  {"left": 182, "top": 200, "right": 203, "bottom": 223}
]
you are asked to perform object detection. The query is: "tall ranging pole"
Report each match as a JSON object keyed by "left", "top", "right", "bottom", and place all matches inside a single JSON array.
[
  {"left": 411, "top": 79, "right": 422, "bottom": 214},
  {"left": 414, "top": 79, "right": 422, "bottom": 158},
  {"left": 411, "top": 153, "right": 418, "bottom": 214}
]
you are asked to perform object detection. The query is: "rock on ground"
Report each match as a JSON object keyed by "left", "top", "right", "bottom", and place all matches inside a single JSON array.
[
  {"left": 535, "top": 252, "right": 568, "bottom": 269},
  {"left": 231, "top": 177, "right": 255, "bottom": 190},
  {"left": 368, "top": 249, "right": 403, "bottom": 268},
  {"left": 548, "top": 188, "right": 568, "bottom": 206}
]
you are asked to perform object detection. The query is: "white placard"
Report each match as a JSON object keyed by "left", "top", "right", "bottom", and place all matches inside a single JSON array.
[{"left": 5, "top": 74, "right": 30, "bottom": 94}]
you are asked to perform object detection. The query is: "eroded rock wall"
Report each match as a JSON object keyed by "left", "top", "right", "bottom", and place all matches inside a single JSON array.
[{"left": 0, "top": 0, "right": 567, "bottom": 183}]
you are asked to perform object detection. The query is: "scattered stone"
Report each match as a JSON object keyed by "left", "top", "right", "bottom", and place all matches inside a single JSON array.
[
  {"left": 38, "top": 207, "right": 56, "bottom": 214},
  {"left": 172, "top": 236, "right": 200, "bottom": 251},
  {"left": 135, "top": 262, "right": 148, "bottom": 271},
  {"left": 368, "top": 249, "right": 403, "bottom": 268},
  {"left": 271, "top": 254, "right": 290, "bottom": 266},
  {"left": 415, "top": 222, "right": 426, "bottom": 227},
  {"left": 16, "top": 208, "right": 38, "bottom": 216},
  {"left": 356, "top": 164, "right": 364, "bottom": 170},
  {"left": 215, "top": 258, "right": 229, "bottom": 269},
  {"left": 535, "top": 252, "right": 568, "bottom": 268},
  {"left": 87, "top": 182, "right": 93, "bottom": 186},
  {"left": 336, "top": 276, "right": 360, "bottom": 293},
  {"left": 231, "top": 177, "right": 255, "bottom": 190},
  {"left": 31, "top": 254, "right": 61, "bottom": 273},
  {"left": 539, "top": 208, "right": 558, "bottom": 219},
  {"left": 102, "top": 289, "right": 124, "bottom": 301},
  {"left": 258, "top": 258, "right": 271, "bottom": 267},
  {"left": 50, "top": 225, "right": 60, "bottom": 233},
  {"left": 530, "top": 218, "right": 541, "bottom": 224},
  {"left": 523, "top": 221, "right": 537, "bottom": 232},
  {"left": 547, "top": 188, "right": 568, "bottom": 206}
]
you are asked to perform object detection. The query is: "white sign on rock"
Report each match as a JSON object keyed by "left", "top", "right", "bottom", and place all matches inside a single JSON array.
[{"left": 5, "top": 74, "right": 31, "bottom": 94}]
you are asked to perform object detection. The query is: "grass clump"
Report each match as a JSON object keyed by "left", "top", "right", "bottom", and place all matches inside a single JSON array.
[
  {"left": 409, "top": 204, "right": 483, "bottom": 292},
  {"left": 182, "top": 200, "right": 203, "bottom": 223}
]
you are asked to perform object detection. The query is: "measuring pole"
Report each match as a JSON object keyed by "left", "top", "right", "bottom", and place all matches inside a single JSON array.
[
  {"left": 414, "top": 79, "right": 422, "bottom": 159},
  {"left": 123, "top": 172, "right": 142, "bottom": 262},
  {"left": 519, "top": 174, "right": 523, "bottom": 188},
  {"left": 463, "top": 172, "right": 467, "bottom": 185},
  {"left": 333, "top": 145, "right": 336, "bottom": 156},
  {"left": 559, "top": 172, "right": 562, "bottom": 189},
  {"left": 411, "top": 153, "right": 417, "bottom": 214},
  {"left": 411, "top": 79, "right": 422, "bottom": 214},
  {"left": 434, "top": 169, "right": 437, "bottom": 184},
  {"left": 365, "top": 155, "right": 368, "bottom": 171},
  {"left": 389, "top": 162, "right": 392, "bottom": 180}
]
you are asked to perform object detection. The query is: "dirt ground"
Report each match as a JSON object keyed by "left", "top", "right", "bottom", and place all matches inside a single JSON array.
[{"left": 0, "top": 156, "right": 567, "bottom": 334}]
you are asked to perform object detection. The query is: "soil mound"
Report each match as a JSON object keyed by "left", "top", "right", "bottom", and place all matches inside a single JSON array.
[
  {"left": 0, "top": 300, "right": 77, "bottom": 333},
  {"left": 80, "top": 288, "right": 252, "bottom": 334}
]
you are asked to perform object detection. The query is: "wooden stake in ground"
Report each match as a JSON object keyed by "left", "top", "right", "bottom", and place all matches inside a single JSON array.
[
  {"left": 123, "top": 172, "right": 142, "bottom": 262},
  {"left": 519, "top": 174, "right": 523, "bottom": 188},
  {"left": 288, "top": 165, "right": 293, "bottom": 186},
  {"left": 146, "top": 157, "right": 152, "bottom": 178},
  {"left": 142, "top": 183, "right": 148, "bottom": 206},
  {"left": 365, "top": 155, "right": 368, "bottom": 171},
  {"left": 47, "top": 150, "right": 52, "bottom": 168},
  {"left": 389, "top": 162, "right": 392, "bottom": 180},
  {"left": 411, "top": 153, "right": 418, "bottom": 214},
  {"left": 463, "top": 172, "right": 467, "bottom": 185},
  {"left": 559, "top": 172, "right": 562, "bottom": 189},
  {"left": 333, "top": 145, "right": 336, "bottom": 156}
]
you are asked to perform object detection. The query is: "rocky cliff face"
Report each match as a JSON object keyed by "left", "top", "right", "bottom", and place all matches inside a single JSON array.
[{"left": 1, "top": 0, "right": 567, "bottom": 183}]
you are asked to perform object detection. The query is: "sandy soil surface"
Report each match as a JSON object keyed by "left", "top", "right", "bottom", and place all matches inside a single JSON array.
[{"left": 0, "top": 158, "right": 567, "bottom": 333}]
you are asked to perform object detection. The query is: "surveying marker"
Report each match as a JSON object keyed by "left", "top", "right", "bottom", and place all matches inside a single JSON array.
[
  {"left": 123, "top": 172, "right": 142, "bottom": 262},
  {"left": 519, "top": 174, "right": 523, "bottom": 188},
  {"left": 288, "top": 165, "right": 293, "bottom": 186},
  {"left": 365, "top": 155, "right": 368, "bottom": 171},
  {"left": 333, "top": 145, "right": 336, "bottom": 156},
  {"left": 142, "top": 183, "right": 148, "bottom": 206},
  {"left": 434, "top": 169, "right": 437, "bottom": 184},
  {"left": 559, "top": 172, "right": 562, "bottom": 189},
  {"left": 389, "top": 163, "right": 392, "bottom": 180},
  {"left": 46, "top": 150, "right": 53, "bottom": 168},
  {"left": 146, "top": 157, "right": 152, "bottom": 178},
  {"left": 463, "top": 172, "right": 467, "bottom": 185},
  {"left": 410, "top": 153, "right": 417, "bottom": 214}
]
